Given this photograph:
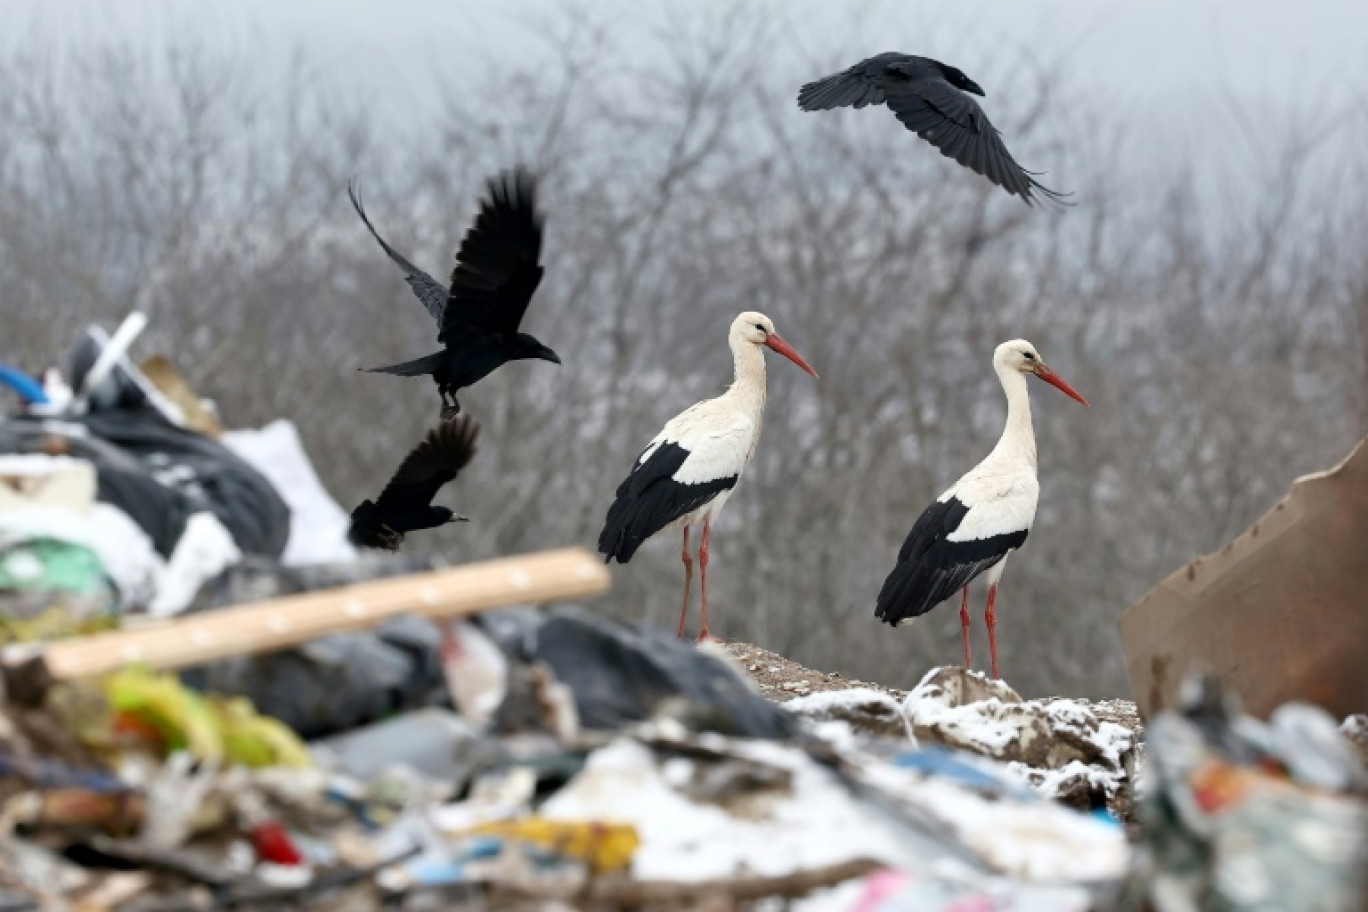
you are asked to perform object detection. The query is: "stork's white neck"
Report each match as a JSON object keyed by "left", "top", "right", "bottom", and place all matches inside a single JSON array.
[
  {"left": 987, "top": 363, "right": 1036, "bottom": 470},
  {"left": 726, "top": 334, "right": 768, "bottom": 412}
]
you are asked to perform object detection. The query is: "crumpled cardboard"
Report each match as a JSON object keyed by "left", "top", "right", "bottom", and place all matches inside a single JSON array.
[{"left": 1121, "top": 436, "right": 1368, "bottom": 720}]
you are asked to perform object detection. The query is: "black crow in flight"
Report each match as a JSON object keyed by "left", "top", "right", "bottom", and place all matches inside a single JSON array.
[
  {"left": 350, "top": 168, "right": 559, "bottom": 418},
  {"left": 348, "top": 416, "right": 480, "bottom": 551},
  {"left": 798, "top": 53, "right": 1070, "bottom": 207}
]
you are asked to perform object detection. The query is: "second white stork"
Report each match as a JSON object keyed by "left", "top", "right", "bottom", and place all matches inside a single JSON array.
[
  {"left": 598, "top": 311, "right": 818, "bottom": 641},
  {"left": 875, "top": 339, "right": 1088, "bottom": 679}
]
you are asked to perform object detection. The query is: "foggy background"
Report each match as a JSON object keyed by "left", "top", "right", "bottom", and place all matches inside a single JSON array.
[{"left": 2, "top": 1, "right": 1365, "bottom": 697}]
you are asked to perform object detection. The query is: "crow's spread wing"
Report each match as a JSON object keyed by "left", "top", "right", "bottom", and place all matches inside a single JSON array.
[{"left": 439, "top": 167, "right": 545, "bottom": 345}]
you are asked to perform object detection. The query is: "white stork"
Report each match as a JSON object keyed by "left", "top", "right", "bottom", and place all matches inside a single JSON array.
[
  {"left": 598, "top": 311, "right": 818, "bottom": 641},
  {"left": 875, "top": 339, "right": 1088, "bottom": 679}
]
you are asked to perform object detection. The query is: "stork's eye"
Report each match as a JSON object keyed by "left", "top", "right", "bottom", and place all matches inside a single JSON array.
[
  {"left": 754, "top": 324, "right": 766, "bottom": 333},
  {"left": 1022, "top": 351, "right": 1036, "bottom": 361}
]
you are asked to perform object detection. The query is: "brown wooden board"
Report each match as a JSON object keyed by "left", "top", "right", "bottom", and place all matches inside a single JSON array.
[
  {"left": 1120, "top": 437, "right": 1368, "bottom": 720},
  {"left": 10, "top": 548, "right": 610, "bottom": 681}
]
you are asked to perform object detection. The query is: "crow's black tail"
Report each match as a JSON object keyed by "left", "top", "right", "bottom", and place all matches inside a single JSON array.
[{"left": 364, "top": 351, "right": 446, "bottom": 378}]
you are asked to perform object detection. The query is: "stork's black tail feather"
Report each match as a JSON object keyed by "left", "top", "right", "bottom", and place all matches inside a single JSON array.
[
  {"left": 597, "top": 496, "right": 650, "bottom": 564},
  {"left": 596, "top": 475, "right": 736, "bottom": 565}
]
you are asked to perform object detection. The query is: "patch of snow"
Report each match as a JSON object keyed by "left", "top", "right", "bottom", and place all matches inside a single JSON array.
[
  {"left": 540, "top": 738, "right": 945, "bottom": 882},
  {"left": 784, "top": 687, "right": 896, "bottom": 715},
  {"left": 541, "top": 734, "right": 1127, "bottom": 889},
  {"left": 901, "top": 669, "right": 1135, "bottom": 807},
  {"left": 785, "top": 687, "right": 914, "bottom": 742},
  {"left": 1007, "top": 759, "right": 1118, "bottom": 803},
  {"left": 853, "top": 756, "right": 1128, "bottom": 882},
  {"left": 1042, "top": 699, "right": 1135, "bottom": 771},
  {"left": 807, "top": 720, "right": 861, "bottom": 750},
  {"left": 222, "top": 419, "right": 356, "bottom": 566},
  {"left": 904, "top": 693, "right": 1021, "bottom": 753}
]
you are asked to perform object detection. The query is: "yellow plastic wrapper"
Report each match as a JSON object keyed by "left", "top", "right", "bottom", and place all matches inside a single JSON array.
[
  {"left": 105, "top": 667, "right": 222, "bottom": 762},
  {"left": 211, "top": 696, "right": 311, "bottom": 768},
  {"left": 102, "top": 667, "right": 310, "bottom": 768},
  {"left": 473, "top": 818, "right": 640, "bottom": 874}
]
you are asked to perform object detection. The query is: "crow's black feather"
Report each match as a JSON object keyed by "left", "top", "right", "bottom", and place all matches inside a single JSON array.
[
  {"left": 352, "top": 168, "right": 559, "bottom": 418},
  {"left": 348, "top": 416, "right": 480, "bottom": 551},
  {"left": 798, "top": 53, "right": 1071, "bottom": 207}
]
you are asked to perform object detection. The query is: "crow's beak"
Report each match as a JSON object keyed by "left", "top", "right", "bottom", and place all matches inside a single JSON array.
[
  {"left": 965, "top": 80, "right": 986, "bottom": 97},
  {"left": 539, "top": 345, "right": 562, "bottom": 365},
  {"left": 448, "top": 514, "right": 469, "bottom": 523}
]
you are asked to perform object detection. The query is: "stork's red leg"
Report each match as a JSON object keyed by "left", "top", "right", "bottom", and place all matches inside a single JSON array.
[
  {"left": 985, "top": 583, "right": 1000, "bottom": 679},
  {"left": 959, "top": 586, "right": 973, "bottom": 670},
  {"left": 676, "top": 526, "right": 693, "bottom": 639},
  {"left": 696, "top": 520, "right": 713, "bottom": 642}
]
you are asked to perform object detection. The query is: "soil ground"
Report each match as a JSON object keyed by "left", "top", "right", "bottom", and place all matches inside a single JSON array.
[{"left": 720, "top": 641, "right": 1144, "bottom": 737}]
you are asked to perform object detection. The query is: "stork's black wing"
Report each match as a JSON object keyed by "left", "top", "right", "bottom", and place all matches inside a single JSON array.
[
  {"left": 373, "top": 416, "right": 480, "bottom": 513},
  {"left": 348, "top": 182, "right": 449, "bottom": 323},
  {"left": 597, "top": 441, "right": 737, "bottom": 565},
  {"left": 439, "top": 167, "right": 545, "bottom": 346},
  {"left": 874, "top": 496, "right": 1026, "bottom": 625},
  {"left": 881, "top": 76, "right": 1070, "bottom": 207}
]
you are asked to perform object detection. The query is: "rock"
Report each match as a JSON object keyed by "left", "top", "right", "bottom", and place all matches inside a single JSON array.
[
  {"left": 783, "top": 688, "right": 910, "bottom": 740},
  {"left": 902, "top": 667, "right": 1136, "bottom": 811}
]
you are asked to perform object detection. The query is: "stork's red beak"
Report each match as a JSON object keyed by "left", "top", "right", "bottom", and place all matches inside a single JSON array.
[
  {"left": 1034, "top": 364, "right": 1089, "bottom": 406},
  {"left": 764, "top": 333, "right": 819, "bottom": 378}
]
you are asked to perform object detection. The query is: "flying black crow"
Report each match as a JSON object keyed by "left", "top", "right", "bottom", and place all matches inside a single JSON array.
[
  {"left": 348, "top": 416, "right": 480, "bottom": 551},
  {"left": 797, "top": 53, "right": 1070, "bottom": 207},
  {"left": 350, "top": 168, "right": 560, "bottom": 418}
]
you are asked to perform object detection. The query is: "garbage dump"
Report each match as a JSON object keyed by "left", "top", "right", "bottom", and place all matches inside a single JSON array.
[
  {"left": 0, "top": 321, "right": 291, "bottom": 619},
  {"left": 1136, "top": 677, "right": 1368, "bottom": 912},
  {"left": 2, "top": 323, "right": 1365, "bottom": 910}
]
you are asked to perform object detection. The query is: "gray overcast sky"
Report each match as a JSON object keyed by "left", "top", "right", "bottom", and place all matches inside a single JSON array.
[
  {"left": 7, "top": 0, "right": 1367, "bottom": 194},
  {"left": 11, "top": 0, "right": 1365, "bottom": 103}
]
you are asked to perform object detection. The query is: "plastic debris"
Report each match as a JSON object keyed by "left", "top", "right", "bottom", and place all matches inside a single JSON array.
[
  {"left": 471, "top": 818, "right": 640, "bottom": 874},
  {"left": 250, "top": 820, "right": 304, "bottom": 865},
  {"left": 221, "top": 420, "right": 358, "bottom": 567},
  {"left": 106, "top": 668, "right": 223, "bottom": 762},
  {"left": 105, "top": 667, "right": 310, "bottom": 768},
  {"left": 1138, "top": 677, "right": 1368, "bottom": 912},
  {"left": 311, "top": 708, "right": 499, "bottom": 784},
  {"left": 0, "top": 539, "right": 107, "bottom": 599},
  {"left": 483, "top": 605, "right": 799, "bottom": 739}
]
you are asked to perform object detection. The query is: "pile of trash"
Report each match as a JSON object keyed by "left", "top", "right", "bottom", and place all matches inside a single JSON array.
[
  {"left": 2, "top": 599, "right": 1363, "bottom": 910},
  {"left": 0, "top": 317, "right": 356, "bottom": 627},
  {"left": 2, "top": 319, "right": 1365, "bottom": 910},
  {"left": 0, "top": 604, "right": 1135, "bottom": 910}
]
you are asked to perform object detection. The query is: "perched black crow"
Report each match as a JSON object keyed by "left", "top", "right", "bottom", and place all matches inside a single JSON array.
[
  {"left": 348, "top": 416, "right": 480, "bottom": 551},
  {"left": 349, "top": 168, "right": 560, "bottom": 418},
  {"left": 798, "top": 53, "right": 1070, "bottom": 207}
]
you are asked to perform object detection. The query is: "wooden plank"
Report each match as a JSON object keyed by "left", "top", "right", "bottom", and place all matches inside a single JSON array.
[{"left": 33, "top": 548, "right": 610, "bottom": 681}]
